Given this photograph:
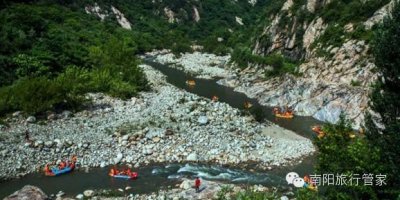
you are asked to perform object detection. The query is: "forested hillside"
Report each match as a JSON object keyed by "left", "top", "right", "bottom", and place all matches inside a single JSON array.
[
  {"left": 0, "top": 2, "right": 150, "bottom": 116},
  {"left": 0, "top": 0, "right": 269, "bottom": 116}
]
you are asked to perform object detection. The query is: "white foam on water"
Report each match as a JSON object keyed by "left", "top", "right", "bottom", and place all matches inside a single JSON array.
[
  {"left": 177, "top": 163, "right": 203, "bottom": 173},
  {"left": 167, "top": 174, "right": 184, "bottom": 179},
  {"left": 169, "top": 163, "right": 281, "bottom": 184}
]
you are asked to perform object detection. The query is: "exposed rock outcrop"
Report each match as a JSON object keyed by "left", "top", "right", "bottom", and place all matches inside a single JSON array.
[
  {"left": 164, "top": 7, "right": 176, "bottom": 23},
  {"left": 193, "top": 6, "right": 200, "bottom": 22},
  {"left": 111, "top": 6, "right": 132, "bottom": 30},
  {"left": 228, "top": 0, "right": 396, "bottom": 128},
  {"left": 364, "top": 0, "right": 397, "bottom": 30},
  {"left": 4, "top": 185, "right": 47, "bottom": 200},
  {"left": 85, "top": 3, "right": 132, "bottom": 30}
]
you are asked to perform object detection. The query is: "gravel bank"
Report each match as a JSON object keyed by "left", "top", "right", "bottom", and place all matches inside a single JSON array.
[
  {"left": 5, "top": 179, "right": 295, "bottom": 200},
  {"left": 146, "top": 50, "right": 231, "bottom": 79}
]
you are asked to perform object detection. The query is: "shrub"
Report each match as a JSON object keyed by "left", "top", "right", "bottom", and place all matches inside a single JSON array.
[
  {"left": 295, "top": 188, "right": 322, "bottom": 200},
  {"left": 315, "top": 116, "right": 381, "bottom": 199},
  {"left": 350, "top": 80, "right": 361, "bottom": 87},
  {"left": 0, "top": 77, "right": 80, "bottom": 115}
]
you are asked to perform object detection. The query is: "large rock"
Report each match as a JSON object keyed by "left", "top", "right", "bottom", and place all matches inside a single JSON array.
[
  {"left": 83, "top": 189, "right": 94, "bottom": 197},
  {"left": 197, "top": 116, "right": 208, "bottom": 125},
  {"left": 113, "top": 152, "right": 123, "bottom": 164},
  {"left": 186, "top": 153, "right": 198, "bottom": 161},
  {"left": 26, "top": 116, "right": 36, "bottom": 123},
  {"left": 313, "top": 101, "right": 343, "bottom": 124},
  {"left": 5, "top": 185, "right": 48, "bottom": 200},
  {"left": 44, "top": 141, "right": 54, "bottom": 148},
  {"left": 180, "top": 179, "right": 192, "bottom": 190}
]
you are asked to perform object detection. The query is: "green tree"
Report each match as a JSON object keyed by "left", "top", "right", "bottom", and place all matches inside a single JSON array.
[
  {"left": 365, "top": 2, "right": 400, "bottom": 198},
  {"left": 12, "top": 54, "right": 49, "bottom": 78},
  {"left": 315, "top": 116, "right": 381, "bottom": 200}
]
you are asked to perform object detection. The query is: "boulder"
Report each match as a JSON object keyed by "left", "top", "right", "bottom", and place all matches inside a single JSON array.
[
  {"left": 114, "top": 152, "right": 123, "bottom": 164},
  {"left": 4, "top": 185, "right": 47, "bottom": 200},
  {"left": 26, "top": 116, "right": 36, "bottom": 123},
  {"left": 197, "top": 116, "right": 208, "bottom": 125},
  {"left": 152, "top": 137, "right": 161, "bottom": 143},
  {"left": 34, "top": 140, "right": 44, "bottom": 147},
  {"left": 180, "top": 180, "right": 192, "bottom": 190},
  {"left": 76, "top": 194, "right": 84, "bottom": 199},
  {"left": 83, "top": 189, "right": 94, "bottom": 197},
  {"left": 47, "top": 113, "right": 57, "bottom": 120},
  {"left": 280, "top": 196, "right": 289, "bottom": 200},
  {"left": 186, "top": 153, "right": 198, "bottom": 161},
  {"left": 61, "top": 110, "right": 73, "bottom": 118},
  {"left": 12, "top": 111, "right": 23, "bottom": 118},
  {"left": 56, "top": 191, "right": 65, "bottom": 198},
  {"left": 121, "top": 134, "right": 130, "bottom": 141},
  {"left": 44, "top": 141, "right": 54, "bottom": 148}
]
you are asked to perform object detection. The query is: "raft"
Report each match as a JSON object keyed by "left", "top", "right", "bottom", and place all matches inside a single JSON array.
[
  {"left": 45, "top": 164, "right": 75, "bottom": 176},
  {"left": 186, "top": 80, "right": 196, "bottom": 86},
  {"left": 212, "top": 96, "right": 219, "bottom": 102},
  {"left": 110, "top": 172, "right": 138, "bottom": 180},
  {"left": 274, "top": 113, "right": 294, "bottom": 119},
  {"left": 312, "top": 126, "right": 325, "bottom": 139},
  {"left": 244, "top": 102, "right": 253, "bottom": 109},
  {"left": 307, "top": 184, "right": 318, "bottom": 191}
]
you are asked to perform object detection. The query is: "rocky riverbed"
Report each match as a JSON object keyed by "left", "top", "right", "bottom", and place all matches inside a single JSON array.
[
  {"left": 5, "top": 178, "right": 294, "bottom": 200},
  {"left": 0, "top": 64, "right": 314, "bottom": 180},
  {"left": 146, "top": 50, "right": 232, "bottom": 79},
  {"left": 149, "top": 50, "right": 370, "bottom": 129}
]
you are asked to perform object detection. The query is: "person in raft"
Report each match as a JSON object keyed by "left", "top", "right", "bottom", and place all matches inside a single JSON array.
[
  {"left": 44, "top": 164, "right": 51, "bottom": 173},
  {"left": 195, "top": 177, "right": 201, "bottom": 193},
  {"left": 59, "top": 160, "right": 66, "bottom": 170}
]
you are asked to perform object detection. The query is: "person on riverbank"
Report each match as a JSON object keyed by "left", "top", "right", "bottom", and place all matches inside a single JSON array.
[
  {"left": 24, "top": 130, "right": 30, "bottom": 142},
  {"left": 195, "top": 177, "right": 201, "bottom": 193}
]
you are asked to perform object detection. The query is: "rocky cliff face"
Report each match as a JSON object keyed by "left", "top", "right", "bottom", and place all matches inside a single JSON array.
[
  {"left": 224, "top": 0, "right": 396, "bottom": 128},
  {"left": 85, "top": 3, "right": 132, "bottom": 29}
]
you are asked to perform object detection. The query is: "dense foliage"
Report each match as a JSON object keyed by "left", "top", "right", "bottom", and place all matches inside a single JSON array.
[
  {"left": 314, "top": 117, "right": 381, "bottom": 199},
  {"left": 311, "top": 0, "right": 390, "bottom": 54},
  {"left": 80, "top": 0, "right": 271, "bottom": 56},
  {"left": 214, "top": 186, "right": 321, "bottom": 200},
  {"left": 0, "top": 0, "right": 279, "bottom": 116},
  {"left": 0, "top": 3, "right": 148, "bottom": 116},
  {"left": 365, "top": 2, "right": 400, "bottom": 198},
  {"left": 230, "top": 46, "right": 298, "bottom": 76},
  {"left": 312, "top": 3, "right": 400, "bottom": 199}
]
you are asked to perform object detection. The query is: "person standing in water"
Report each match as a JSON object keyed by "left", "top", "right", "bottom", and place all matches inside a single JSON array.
[{"left": 195, "top": 177, "right": 201, "bottom": 193}]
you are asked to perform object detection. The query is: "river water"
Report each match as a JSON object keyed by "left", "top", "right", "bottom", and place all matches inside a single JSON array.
[{"left": 0, "top": 61, "right": 322, "bottom": 198}]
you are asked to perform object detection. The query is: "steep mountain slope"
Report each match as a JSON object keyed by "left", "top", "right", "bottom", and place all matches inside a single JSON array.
[
  {"left": 223, "top": 0, "right": 397, "bottom": 128},
  {"left": 81, "top": 0, "right": 271, "bottom": 54}
]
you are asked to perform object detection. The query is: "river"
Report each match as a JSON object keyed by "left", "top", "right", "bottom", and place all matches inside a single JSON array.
[{"left": 0, "top": 60, "right": 322, "bottom": 198}]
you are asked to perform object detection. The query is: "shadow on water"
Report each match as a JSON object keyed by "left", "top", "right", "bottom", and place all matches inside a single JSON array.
[{"left": 0, "top": 60, "right": 322, "bottom": 198}]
